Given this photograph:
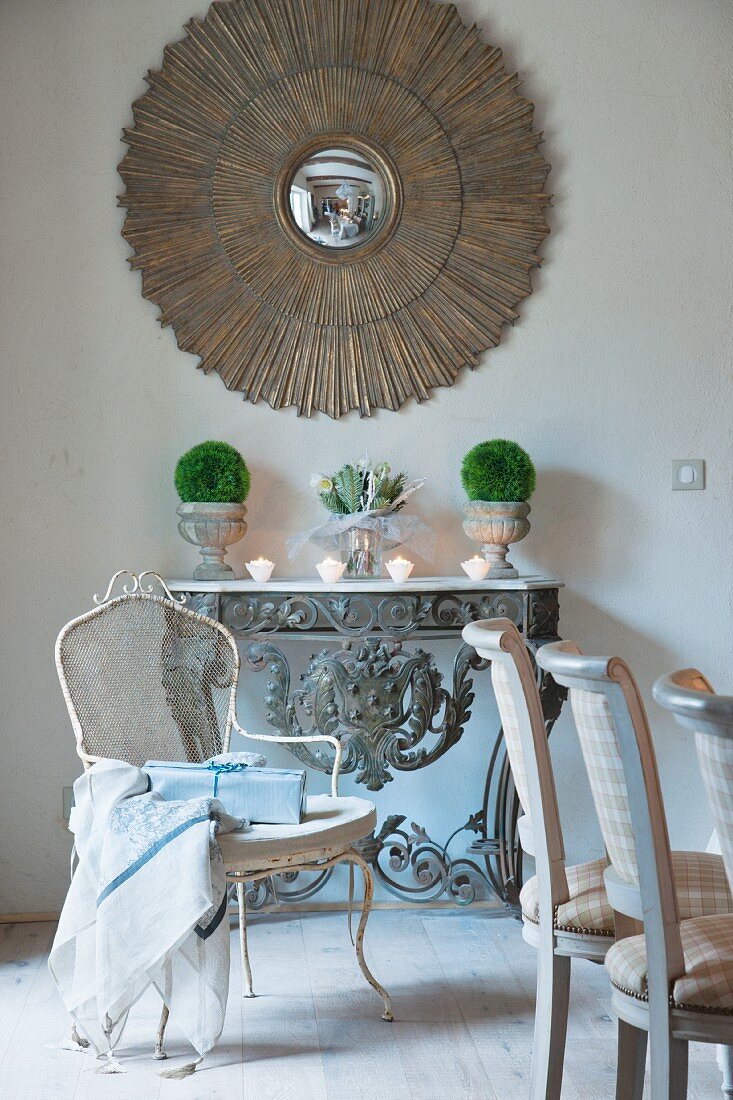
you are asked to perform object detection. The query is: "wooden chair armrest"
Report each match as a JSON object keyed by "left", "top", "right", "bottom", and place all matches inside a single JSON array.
[{"left": 232, "top": 719, "right": 342, "bottom": 797}]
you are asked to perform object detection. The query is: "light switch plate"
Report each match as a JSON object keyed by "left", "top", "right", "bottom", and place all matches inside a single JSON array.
[{"left": 672, "top": 459, "right": 705, "bottom": 491}]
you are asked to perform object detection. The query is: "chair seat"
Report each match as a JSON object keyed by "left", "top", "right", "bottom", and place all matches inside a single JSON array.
[
  {"left": 520, "top": 850, "right": 732, "bottom": 937},
  {"left": 219, "top": 794, "right": 376, "bottom": 871},
  {"left": 521, "top": 858, "right": 615, "bottom": 935},
  {"left": 607, "top": 914, "right": 733, "bottom": 1013}
]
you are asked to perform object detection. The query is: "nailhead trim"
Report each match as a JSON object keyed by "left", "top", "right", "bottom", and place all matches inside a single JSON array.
[
  {"left": 610, "top": 980, "right": 733, "bottom": 1016},
  {"left": 522, "top": 910, "right": 615, "bottom": 938}
]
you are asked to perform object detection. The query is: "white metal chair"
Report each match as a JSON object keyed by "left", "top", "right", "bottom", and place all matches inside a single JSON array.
[
  {"left": 463, "top": 619, "right": 615, "bottom": 1100},
  {"left": 55, "top": 571, "right": 392, "bottom": 1058},
  {"left": 538, "top": 642, "right": 733, "bottom": 1099}
]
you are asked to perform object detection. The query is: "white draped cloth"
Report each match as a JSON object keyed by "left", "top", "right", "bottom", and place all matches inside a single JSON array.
[{"left": 49, "top": 758, "right": 247, "bottom": 1071}]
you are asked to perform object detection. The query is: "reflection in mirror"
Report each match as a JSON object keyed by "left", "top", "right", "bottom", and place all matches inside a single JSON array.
[{"left": 288, "top": 147, "right": 385, "bottom": 249}]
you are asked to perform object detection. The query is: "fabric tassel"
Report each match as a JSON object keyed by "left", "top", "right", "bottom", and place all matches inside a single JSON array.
[
  {"left": 159, "top": 1054, "right": 204, "bottom": 1080},
  {"left": 96, "top": 1050, "right": 126, "bottom": 1074}
]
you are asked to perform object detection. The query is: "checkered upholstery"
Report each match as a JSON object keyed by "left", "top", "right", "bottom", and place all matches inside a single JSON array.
[
  {"left": 521, "top": 857, "right": 614, "bottom": 934},
  {"left": 695, "top": 730, "right": 733, "bottom": 895},
  {"left": 606, "top": 914, "right": 733, "bottom": 1012},
  {"left": 570, "top": 687, "right": 638, "bottom": 883},
  {"left": 492, "top": 660, "right": 532, "bottom": 819},
  {"left": 521, "top": 850, "right": 731, "bottom": 935}
]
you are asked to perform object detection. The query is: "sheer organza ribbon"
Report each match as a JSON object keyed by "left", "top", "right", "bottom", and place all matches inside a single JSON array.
[{"left": 286, "top": 512, "right": 436, "bottom": 562}]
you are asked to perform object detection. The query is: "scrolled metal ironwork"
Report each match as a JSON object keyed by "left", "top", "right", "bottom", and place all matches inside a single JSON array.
[
  {"left": 432, "top": 592, "right": 525, "bottom": 631},
  {"left": 246, "top": 637, "right": 486, "bottom": 791},
  {"left": 359, "top": 815, "right": 494, "bottom": 905}
]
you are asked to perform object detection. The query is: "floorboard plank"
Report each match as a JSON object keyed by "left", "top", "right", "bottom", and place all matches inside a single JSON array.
[
  {"left": 240, "top": 913, "right": 327, "bottom": 1100},
  {"left": 422, "top": 912, "right": 542, "bottom": 1099},
  {"left": 361, "top": 909, "right": 499, "bottom": 1099},
  {"left": 300, "top": 910, "right": 412, "bottom": 1100},
  {"left": 0, "top": 925, "right": 83, "bottom": 1100},
  {"left": 0, "top": 922, "right": 54, "bottom": 1065}
]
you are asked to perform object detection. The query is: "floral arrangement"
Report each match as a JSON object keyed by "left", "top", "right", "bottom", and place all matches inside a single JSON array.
[
  {"left": 311, "top": 458, "right": 422, "bottom": 516},
  {"left": 288, "top": 457, "right": 432, "bottom": 577}
]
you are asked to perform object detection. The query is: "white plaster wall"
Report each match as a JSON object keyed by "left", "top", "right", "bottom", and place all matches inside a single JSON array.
[{"left": 0, "top": 0, "right": 731, "bottom": 912}]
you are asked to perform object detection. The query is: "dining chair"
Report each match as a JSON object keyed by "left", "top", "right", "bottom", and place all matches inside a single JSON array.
[
  {"left": 55, "top": 570, "right": 392, "bottom": 1059},
  {"left": 462, "top": 619, "right": 615, "bottom": 1100},
  {"left": 655, "top": 668, "right": 733, "bottom": 1098},
  {"left": 538, "top": 642, "right": 733, "bottom": 1099}
]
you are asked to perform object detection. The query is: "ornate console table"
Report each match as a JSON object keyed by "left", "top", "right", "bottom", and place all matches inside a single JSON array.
[{"left": 167, "top": 576, "right": 565, "bottom": 911}]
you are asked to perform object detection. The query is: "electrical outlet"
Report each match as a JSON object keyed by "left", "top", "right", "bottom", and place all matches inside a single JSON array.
[
  {"left": 62, "top": 786, "right": 74, "bottom": 822},
  {"left": 672, "top": 459, "right": 705, "bottom": 491}
]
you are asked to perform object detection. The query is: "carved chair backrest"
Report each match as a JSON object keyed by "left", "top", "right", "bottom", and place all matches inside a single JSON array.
[
  {"left": 538, "top": 642, "right": 685, "bottom": 986},
  {"left": 55, "top": 572, "right": 240, "bottom": 769},
  {"left": 462, "top": 619, "right": 569, "bottom": 917},
  {"left": 654, "top": 670, "right": 733, "bottom": 891}
]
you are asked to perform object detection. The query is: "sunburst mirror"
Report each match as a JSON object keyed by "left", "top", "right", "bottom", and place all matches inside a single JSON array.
[{"left": 119, "top": 0, "right": 551, "bottom": 418}]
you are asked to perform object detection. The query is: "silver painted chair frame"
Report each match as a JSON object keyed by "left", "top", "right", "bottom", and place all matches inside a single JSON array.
[
  {"left": 54, "top": 571, "right": 392, "bottom": 1060},
  {"left": 538, "top": 642, "right": 733, "bottom": 1100},
  {"left": 655, "top": 668, "right": 733, "bottom": 1099},
  {"left": 462, "top": 619, "right": 613, "bottom": 1100}
]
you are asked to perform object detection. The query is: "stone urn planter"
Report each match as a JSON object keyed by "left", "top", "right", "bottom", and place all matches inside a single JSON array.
[
  {"left": 462, "top": 501, "right": 531, "bottom": 579},
  {"left": 176, "top": 502, "right": 248, "bottom": 579}
]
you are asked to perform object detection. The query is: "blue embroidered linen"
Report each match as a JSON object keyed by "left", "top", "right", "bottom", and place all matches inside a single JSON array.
[
  {"left": 48, "top": 758, "right": 247, "bottom": 1064},
  {"left": 144, "top": 754, "right": 307, "bottom": 824}
]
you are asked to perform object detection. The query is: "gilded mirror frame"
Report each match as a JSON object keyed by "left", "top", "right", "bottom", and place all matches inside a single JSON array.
[
  {"left": 119, "top": 0, "right": 551, "bottom": 418},
  {"left": 275, "top": 134, "right": 402, "bottom": 263}
]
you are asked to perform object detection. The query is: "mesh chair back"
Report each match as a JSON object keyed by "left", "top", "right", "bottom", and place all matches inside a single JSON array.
[{"left": 56, "top": 593, "right": 239, "bottom": 767}]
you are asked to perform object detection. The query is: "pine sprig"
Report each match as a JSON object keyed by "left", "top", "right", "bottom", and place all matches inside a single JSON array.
[
  {"left": 333, "top": 464, "right": 363, "bottom": 513},
  {"left": 314, "top": 460, "right": 417, "bottom": 516},
  {"left": 319, "top": 489, "right": 348, "bottom": 515}
]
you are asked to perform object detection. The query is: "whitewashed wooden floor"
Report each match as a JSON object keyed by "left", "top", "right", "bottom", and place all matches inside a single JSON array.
[{"left": 0, "top": 911, "right": 723, "bottom": 1099}]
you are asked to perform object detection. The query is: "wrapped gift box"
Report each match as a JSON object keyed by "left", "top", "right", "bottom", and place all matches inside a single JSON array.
[{"left": 144, "top": 757, "right": 307, "bottom": 824}]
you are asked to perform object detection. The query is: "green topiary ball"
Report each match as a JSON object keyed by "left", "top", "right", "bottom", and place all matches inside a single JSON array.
[
  {"left": 460, "top": 439, "right": 536, "bottom": 502},
  {"left": 174, "top": 441, "right": 250, "bottom": 503}
]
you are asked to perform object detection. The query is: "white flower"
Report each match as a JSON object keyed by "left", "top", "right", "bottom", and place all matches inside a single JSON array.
[
  {"left": 310, "top": 472, "right": 328, "bottom": 488},
  {"left": 316, "top": 477, "right": 333, "bottom": 493}
]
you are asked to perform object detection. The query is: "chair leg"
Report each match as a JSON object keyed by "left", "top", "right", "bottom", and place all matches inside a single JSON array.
[
  {"left": 343, "top": 850, "right": 393, "bottom": 1022},
  {"left": 70, "top": 1023, "right": 89, "bottom": 1050},
  {"left": 154, "top": 1003, "right": 169, "bottom": 1060},
  {"left": 718, "top": 1045, "right": 733, "bottom": 1098},
  {"left": 529, "top": 944, "right": 571, "bottom": 1100},
  {"left": 153, "top": 957, "right": 172, "bottom": 1059},
  {"left": 237, "top": 881, "right": 255, "bottom": 998},
  {"left": 616, "top": 1019, "right": 647, "bottom": 1099},
  {"left": 650, "top": 1029, "right": 688, "bottom": 1100}
]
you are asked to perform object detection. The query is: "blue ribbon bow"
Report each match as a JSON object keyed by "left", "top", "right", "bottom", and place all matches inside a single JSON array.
[{"left": 207, "top": 759, "right": 250, "bottom": 797}]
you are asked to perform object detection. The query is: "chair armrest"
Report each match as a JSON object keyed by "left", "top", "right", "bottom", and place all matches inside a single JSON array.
[{"left": 232, "top": 718, "right": 342, "bottom": 797}]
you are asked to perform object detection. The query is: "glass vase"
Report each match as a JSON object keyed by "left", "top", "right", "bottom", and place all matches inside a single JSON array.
[{"left": 344, "top": 522, "right": 384, "bottom": 578}]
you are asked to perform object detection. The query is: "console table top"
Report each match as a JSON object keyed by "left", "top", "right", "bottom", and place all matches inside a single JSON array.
[{"left": 166, "top": 574, "right": 563, "bottom": 595}]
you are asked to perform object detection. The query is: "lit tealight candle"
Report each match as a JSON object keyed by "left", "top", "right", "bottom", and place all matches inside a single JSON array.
[
  {"left": 386, "top": 556, "right": 414, "bottom": 583},
  {"left": 461, "top": 555, "right": 490, "bottom": 581},
  {"left": 316, "top": 557, "right": 346, "bottom": 584},
  {"left": 246, "top": 557, "right": 275, "bottom": 583}
]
